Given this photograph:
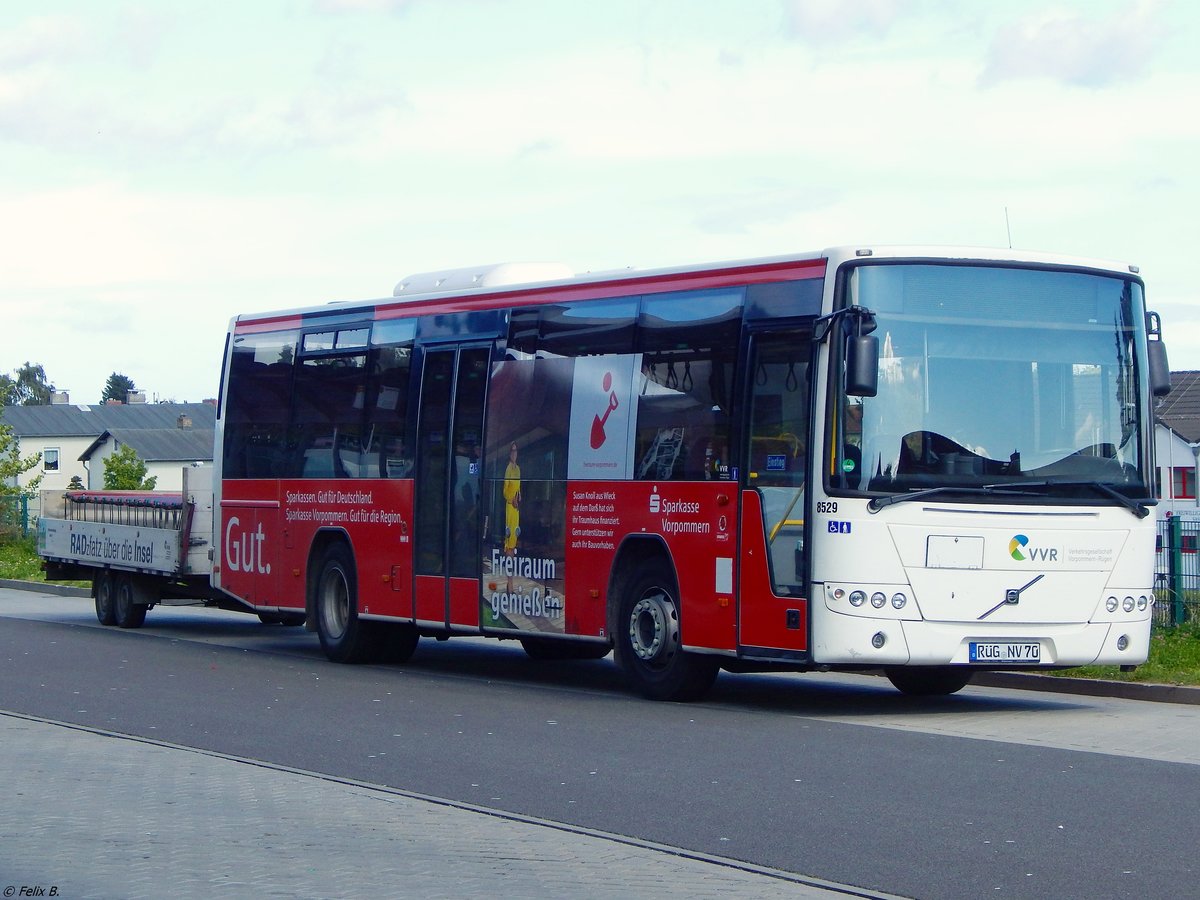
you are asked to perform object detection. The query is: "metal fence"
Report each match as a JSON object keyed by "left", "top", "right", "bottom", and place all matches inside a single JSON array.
[
  {"left": 1156, "top": 516, "right": 1200, "bottom": 627},
  {"left": 0, "top": 494, "right": 33, "bottom": 538}
]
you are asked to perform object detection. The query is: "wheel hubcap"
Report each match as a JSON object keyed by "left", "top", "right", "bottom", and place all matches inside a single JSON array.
[
  {"left": 321, "top": 568, "right": 350, "bottom": 639},
  {"left": 629, "top": 589, "right": 678, "bottom": 665}
]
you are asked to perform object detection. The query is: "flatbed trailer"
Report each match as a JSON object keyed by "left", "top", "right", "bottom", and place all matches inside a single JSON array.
[{"left": 36, "top": 467, "right": 281, "bottom": 627}]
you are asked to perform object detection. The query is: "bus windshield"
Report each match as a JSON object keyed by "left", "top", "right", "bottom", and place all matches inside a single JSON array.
[{"left": 838, "top": 263, "right": 1151, "bottom": 500}]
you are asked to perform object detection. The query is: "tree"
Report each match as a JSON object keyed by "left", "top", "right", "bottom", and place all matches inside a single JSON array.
[
  {"left": 4, "top": 362, "right": 54, "bottom": 406},
  {"left": 102, "top": 444, "right": 157, "bottom": 490},
  {"left": 0, "top": 420, "right": 42, "bottom": 497},
  {"left": 102, "top": 372, "right": 137, "bottom": 404}
]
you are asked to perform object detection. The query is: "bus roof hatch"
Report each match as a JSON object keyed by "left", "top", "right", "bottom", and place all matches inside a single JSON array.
[{"left": 393, "top": 262, "right": 575, "bottom": 297}]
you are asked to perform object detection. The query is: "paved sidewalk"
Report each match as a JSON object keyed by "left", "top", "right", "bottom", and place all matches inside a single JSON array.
[{"left": 0, "top": 714, "right": 871, "bottom": 900}]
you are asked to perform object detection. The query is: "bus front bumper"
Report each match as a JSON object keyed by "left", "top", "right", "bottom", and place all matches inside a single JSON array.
[{"left": 810, "top": 612, "right": 1151, "bottom": 668}]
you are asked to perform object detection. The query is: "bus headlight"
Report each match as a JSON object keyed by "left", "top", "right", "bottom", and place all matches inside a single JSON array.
[
  {"left": 1122, "top": 596, "right": 1135, "bottom": 613},
  {"left": 1137, "top": 595, "right": 1149, "bottom": 611},
  {"left": 827, "top": 584, "right": 918, "bottom": 619},
  {"left": 1106, "top": 596, "right": 1119, "bottom": 613}
]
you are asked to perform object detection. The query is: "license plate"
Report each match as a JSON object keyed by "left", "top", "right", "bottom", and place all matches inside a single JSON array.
[{"left": 969, "top": 641, "right": 1041, "bottom": 663}]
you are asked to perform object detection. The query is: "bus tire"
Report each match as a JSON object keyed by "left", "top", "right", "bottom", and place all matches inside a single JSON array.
[
  {"left": 94, "top": 572, "right": 117, "bottom": 626},
  {"left": 114, "top": 574, "right": 148, "bottom": 629},
  {"left": 885, "top": 666, "right": 974, "bottom": 696},
  {"left": 613, "top": 561, "right": 718, "bottom": 702},
  {"left": 314, "top": 543, "right": 380, "bottom": 664},
  {"left": 380, "top": 623, "right": 420, "bottom": 664},
  {"left": 520, "top": 636, "right": 611, "bottom": 661}
]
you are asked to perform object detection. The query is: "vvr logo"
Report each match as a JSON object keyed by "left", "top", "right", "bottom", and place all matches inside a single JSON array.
[{"left": 1009, "top": 533, "right": 1058, "bottom": 563}]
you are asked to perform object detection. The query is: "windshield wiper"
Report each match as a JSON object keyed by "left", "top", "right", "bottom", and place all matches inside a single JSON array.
[
  {"left": 981, "top": 480, "right": 1154, "bottom": 519},
  {"left": 867, "top": 485, "right": 1029, "bottom": 513},
  {"left": 867, "top": 481, "right": 1153, "bottom": 517}
]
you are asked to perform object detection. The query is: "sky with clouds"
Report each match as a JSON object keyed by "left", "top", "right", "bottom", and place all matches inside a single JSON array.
[{"left": 2, "top": 0, "right": 1197, "bottom": 403}]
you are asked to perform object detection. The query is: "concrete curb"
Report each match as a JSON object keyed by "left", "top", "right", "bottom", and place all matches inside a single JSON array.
[
  {"left": 972, "top": 670, "right": 1200, "bottom": 705},
  {"left": 4, "top": 578, "right": 1198, "bottom": 705},
  {"left": 0, "top": 577, "right": 89, "bottom": 598}
]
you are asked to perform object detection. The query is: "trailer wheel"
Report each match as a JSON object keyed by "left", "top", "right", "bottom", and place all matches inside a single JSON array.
[
  {"left": 114, "top": 574, "right": 148, "bottom": 629},
  {"left": 94, "top": 572, "right": 117, "bottom": 626},
  {"left": 314, "top": 543, "right": 380, "bottom": 663},
  {"left": 613, "top": 560, "right": 718, "bottom": 702},
  {"left": 884, "top": 666, "right": 974, "bottom": 696}
]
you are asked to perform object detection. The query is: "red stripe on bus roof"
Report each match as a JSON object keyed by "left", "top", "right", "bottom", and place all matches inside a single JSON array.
[
  {"left": 231, "top": 257, "right": 826, "bottom": 330},
  {"left": 234, "top": 315, "right": 305, "bottom": 334},
  {"left": 374, "top": 257, "right": 827, "bottom": 321}
]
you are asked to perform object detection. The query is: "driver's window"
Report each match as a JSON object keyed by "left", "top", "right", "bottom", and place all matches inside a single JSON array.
[{"left": 747, "top": 331, "right": 812, "bottom": 594}]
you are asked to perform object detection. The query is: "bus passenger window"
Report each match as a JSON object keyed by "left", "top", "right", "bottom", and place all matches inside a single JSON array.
[
  {"left": 635, "top": 289, "right": 742, "bottom": 481},
  {"left": 367, "top": 320, "right": 416, "bottom": 478},
  {"left": 223, "top": 330, "right": 297, "bottom": 479},
  {"left": 290, "top": 338, "right": 369, "bottom": 479}
]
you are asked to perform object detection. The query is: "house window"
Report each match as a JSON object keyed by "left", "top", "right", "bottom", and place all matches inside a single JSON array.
[
  {"left": 1172, "top": 467, "right": 1195, "bottom": 500},
  {"left": 43, "top": 448, "right": 60, "bottom": 472}
]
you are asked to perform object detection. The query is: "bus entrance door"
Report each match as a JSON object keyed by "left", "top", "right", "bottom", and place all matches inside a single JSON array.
[
  {"left": 413, "top": 345, "right": 490, "bottom": 630},
  {"left": 738, "top": 330, "right": 812, "bottom": 655}
]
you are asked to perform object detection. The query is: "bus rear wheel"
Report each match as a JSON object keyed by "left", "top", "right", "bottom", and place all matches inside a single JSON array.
[
  {"left": 614, "top": 561, "right": 717, "bottom": 702},
  {"left": 314, "top": 543, "right": 380, "bottom": 663},
  {"left": 885, "top": 666, "right": 974, "bottom": 696},
  {"left": 379, "top": 623, "right": 420, "bottom": 664}
]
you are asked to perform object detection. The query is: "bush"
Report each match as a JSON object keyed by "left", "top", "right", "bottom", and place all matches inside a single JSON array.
[{"left": 1064, "top": 624, "right": 1200, "bottom": 685}]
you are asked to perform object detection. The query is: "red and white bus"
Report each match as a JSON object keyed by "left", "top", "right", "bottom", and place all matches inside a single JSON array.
[
  {"left": 209, "top": 245, "right": 1172, "bottom": 699},
  {"left": 42, "top": 245, "right": 1171, "bottom": 700}
]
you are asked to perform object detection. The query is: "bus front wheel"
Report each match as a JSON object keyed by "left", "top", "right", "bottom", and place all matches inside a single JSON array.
[
  {"left": 613, "top": 561, "right": 718, "bottom": 702},
  {"left": 885, "top": 666, "right": 974, "bottom": 696}
]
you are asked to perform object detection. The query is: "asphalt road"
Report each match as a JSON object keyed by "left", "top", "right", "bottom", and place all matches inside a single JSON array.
[{"left": 3, "top": 589, "right": 1198, "bottom": 899}]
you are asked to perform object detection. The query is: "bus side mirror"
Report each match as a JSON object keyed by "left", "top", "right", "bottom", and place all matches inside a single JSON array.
[
  {"left": 846, "top": 334, "right": 879, "bottom": 397},
  {"left": 1149, "top": 340, "right": 1171, "bottom": 397},
  {"left": 1146, "top": 311, "right": 1171, "bottom": 397}
]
